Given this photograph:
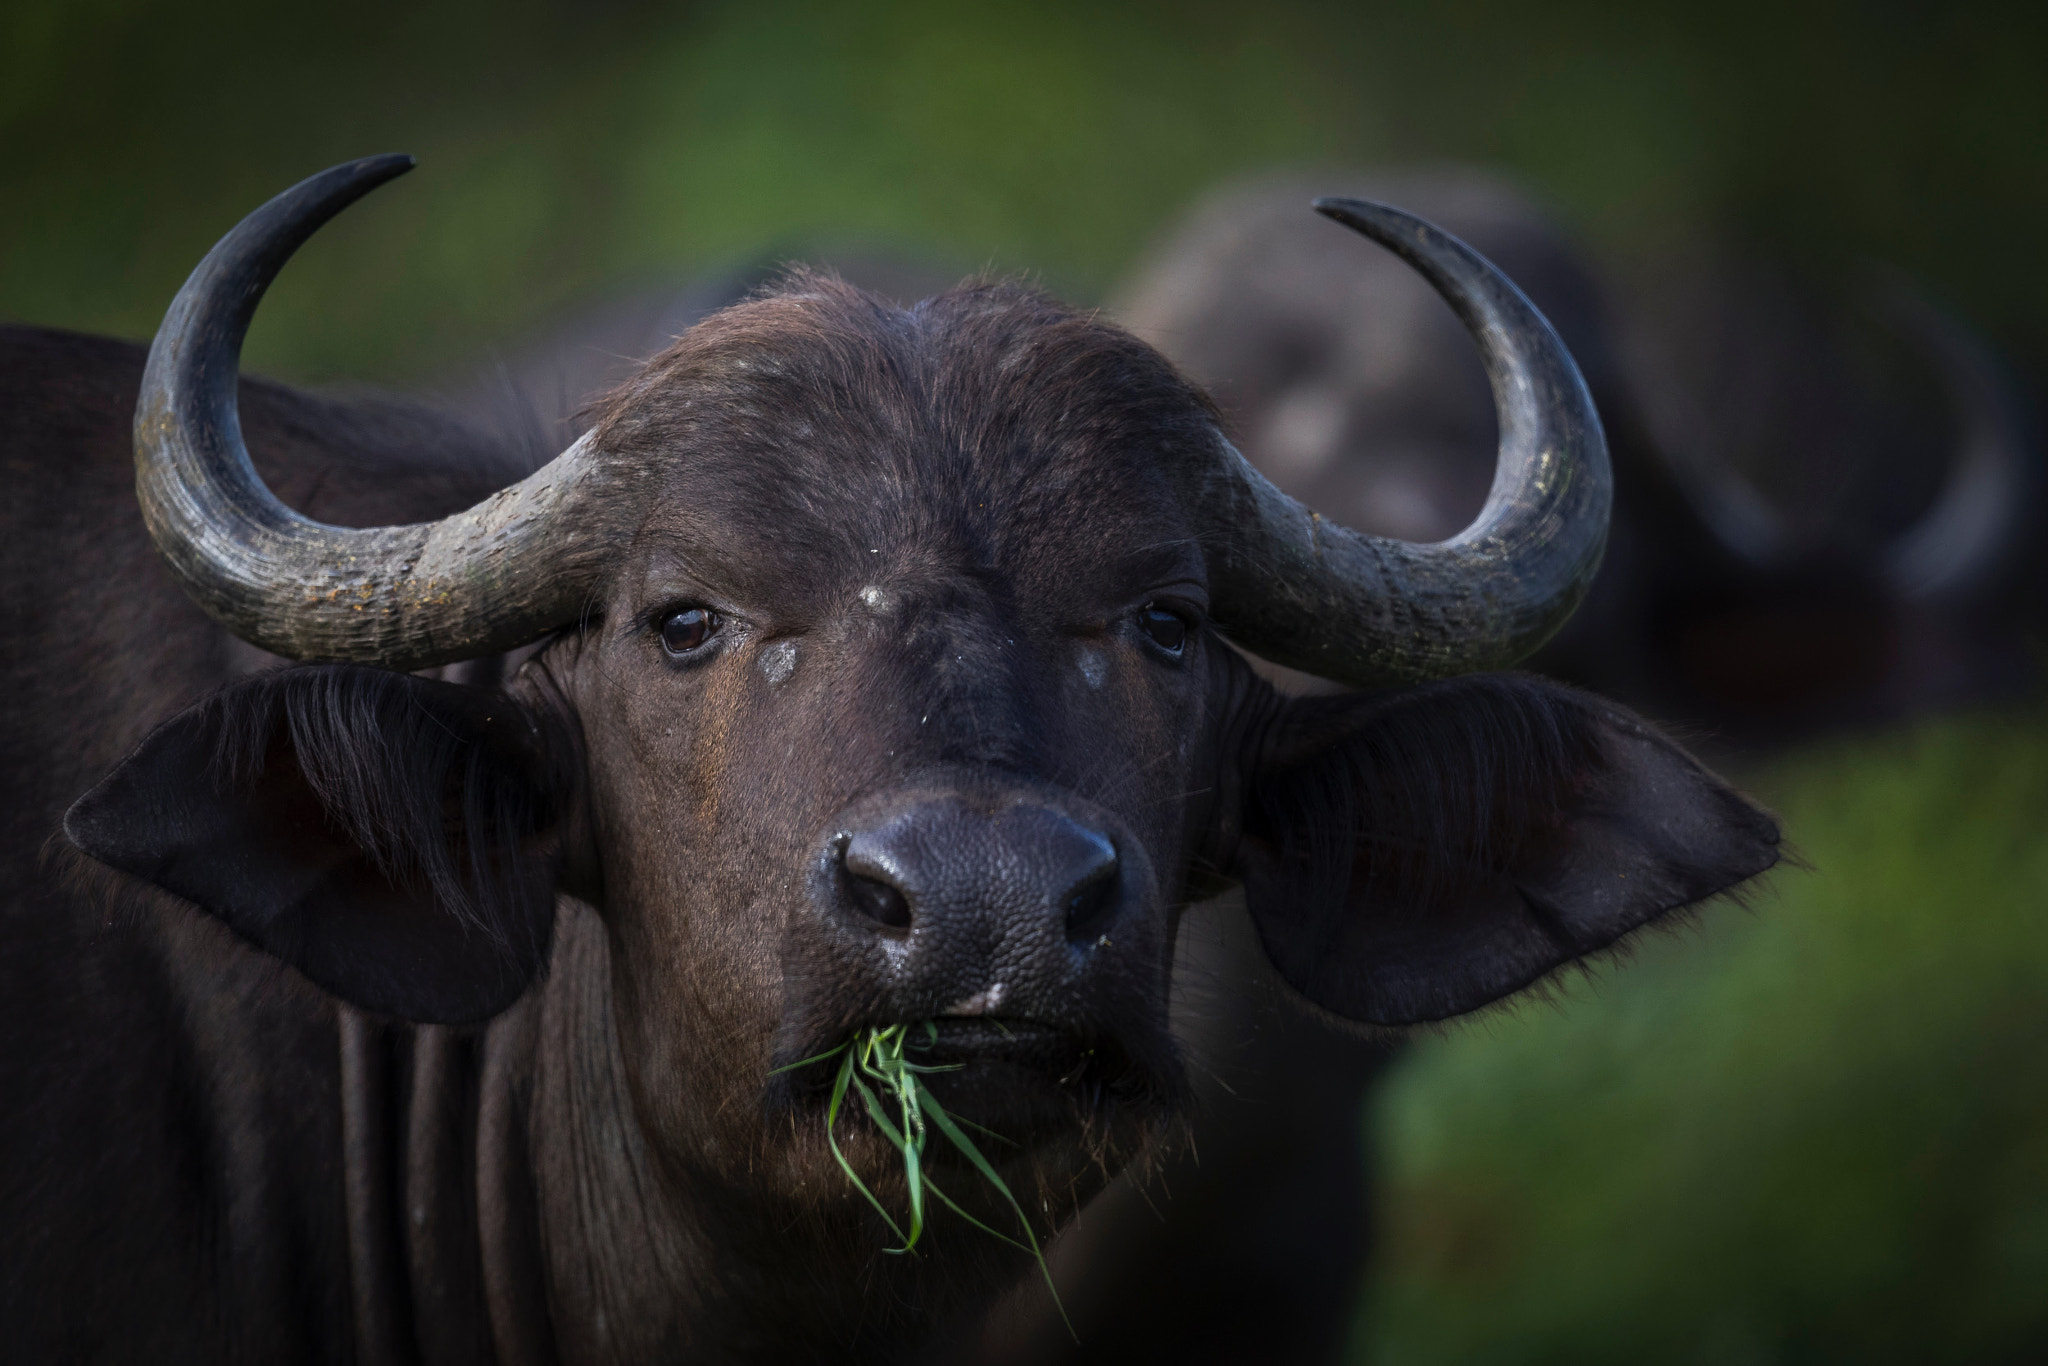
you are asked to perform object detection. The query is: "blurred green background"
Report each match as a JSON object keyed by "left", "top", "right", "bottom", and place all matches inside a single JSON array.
[
  {"left": 1365, "top": 714, "right": 2048, "bottom": 1365},
  {"left": 8, "top": 0, "right": 2047, "bottom": 383},
  {"left": 8, "top": 1, "right": 2047, "bottom": 1360}
]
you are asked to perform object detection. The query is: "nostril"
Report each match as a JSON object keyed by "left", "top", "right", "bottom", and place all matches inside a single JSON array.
[
  {"left": 840, "top": 830, "right": 916, "bottom": 933},
  {"left": 844, "top": 870, "right": 912, "bottom": 930},
  {"left": 1063, "top": 863, "right": 1119, "bottom": 941},
  {"left": 836, "top": 805, "right": 1119, "bottom": 943}
]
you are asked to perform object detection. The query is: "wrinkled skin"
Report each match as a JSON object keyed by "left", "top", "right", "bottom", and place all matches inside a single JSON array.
[{"left": 13, "top": 268, "right": 1779, "bottom": 1364}]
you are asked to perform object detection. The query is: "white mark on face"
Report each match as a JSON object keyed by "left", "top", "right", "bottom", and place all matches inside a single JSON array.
[
  {"left": 859, "top": 584, "right": 890, "bottom": 611},
  {"left": 759, "top": 639, "right": 798, "bottom": 685},
  {"left": 1077, "top": 646, "right": 1108, "bottom": 689},
  {"left": 946, "top": 982, "right": 1008, "bottom": 1016}
]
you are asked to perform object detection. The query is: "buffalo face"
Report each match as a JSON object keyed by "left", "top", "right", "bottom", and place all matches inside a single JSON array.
[{"left": 534, "top": 279, "right": 1230, "bottom": 1204}]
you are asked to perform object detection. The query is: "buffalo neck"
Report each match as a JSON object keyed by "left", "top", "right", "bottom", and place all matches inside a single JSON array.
[{"left": 518, "top": 898, "right": 1028, "bottom": 1364}]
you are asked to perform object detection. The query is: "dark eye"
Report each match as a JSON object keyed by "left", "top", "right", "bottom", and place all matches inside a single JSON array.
[
  {"left": 660, "top": 606, "right": 723, "bottom": 656},
  {"left": 1138, "top": 604, "right": 1188, "bottom": 656}
]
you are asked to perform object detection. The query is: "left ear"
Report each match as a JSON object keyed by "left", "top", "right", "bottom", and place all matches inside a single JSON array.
[
  {"left": 64, "top": 665, "right": 566, "bottom": 1023},
  {"left": 1219, "top": 672, "right": 1780, "bottom": 1026}
]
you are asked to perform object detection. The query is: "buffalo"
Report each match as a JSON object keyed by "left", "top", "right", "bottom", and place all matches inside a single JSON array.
[{"left": 1, "top": 156, "right": 1778, "bottom": 1363}]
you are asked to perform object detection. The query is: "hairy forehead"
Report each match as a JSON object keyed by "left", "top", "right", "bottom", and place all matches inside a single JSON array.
[{"left": 588, "top": 273, "right": 1219, "bottom": 603}]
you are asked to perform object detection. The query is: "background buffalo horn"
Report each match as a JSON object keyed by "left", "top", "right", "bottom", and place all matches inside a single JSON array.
[
  {"left": 135, "top": 155, "right": 620, "bottom": 671},
  {"left": 1194, "top": 197, "right": 1612, "bottom": 686},
  {"left": 1648, "top": 266, "right": 2034, "bottom": 604},
  {"left": 1868, "top": 272, "right": 2035, "bottom": 602}
]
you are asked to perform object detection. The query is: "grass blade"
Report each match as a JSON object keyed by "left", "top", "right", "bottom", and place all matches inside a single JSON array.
[
  {"left": 825, "top": 1049, "right": 911, "bottom": 1248},
  {"left": 919, "top": 1069, "right": 1075, "bottom": 1338},
  {"left": 798, "top": 1022, "right": 1077, "bottom": 1337}
]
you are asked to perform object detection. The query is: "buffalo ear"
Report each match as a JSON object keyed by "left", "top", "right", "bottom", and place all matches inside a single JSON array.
[
  {"left": 1229, "top": 674, "right": 1779, "bottom": 1026},
  {"left": 65, "top": 666, "right": 563, "bottom": 1024}
]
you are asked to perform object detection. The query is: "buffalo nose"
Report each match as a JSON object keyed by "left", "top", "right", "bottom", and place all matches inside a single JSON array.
[{"left": 839, "top": 801, "right": 1121, "bottom": 943}]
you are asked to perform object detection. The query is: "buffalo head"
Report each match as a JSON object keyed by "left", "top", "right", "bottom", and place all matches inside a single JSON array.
[{"left": 65, "top": 157, "right": 1776, "bottom": 1335}]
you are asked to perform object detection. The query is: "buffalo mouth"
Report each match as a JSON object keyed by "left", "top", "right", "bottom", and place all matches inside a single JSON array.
[
  {"left": 767, "top": 1015, "right": 1178, "bottom": 1144},
  {"left": 924, "top": 1016, "right": 1095, "bottom": 1073}
]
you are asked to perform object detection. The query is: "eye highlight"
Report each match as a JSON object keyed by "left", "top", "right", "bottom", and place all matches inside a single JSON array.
[
  {"left": 659, "top": 606, "right": 724, "bottom": 657},
  {"left": 1137, "top": 603, "right": 1189, "bottom": 657}
]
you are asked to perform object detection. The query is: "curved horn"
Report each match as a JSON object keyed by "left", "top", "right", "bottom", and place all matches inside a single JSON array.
[
  {"left": 1873, "top": 274, "right": 2037, "bottom": 602},
  {"left": 1630, "top": 264, "right": 2033, "bottom": 600},
  {"left": 1192, "top": 198, "right": 1612, "bottom": 685},
  {"left": 135, "top": 156, "right": 620, "bottom": 671}
]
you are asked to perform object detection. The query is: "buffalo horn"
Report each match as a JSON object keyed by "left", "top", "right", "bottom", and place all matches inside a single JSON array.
[
  {"left": 1192, "top": 198, "right": 1612, "bottom": 685},
  {"left": 1874, "top": 275, "right": 2036, "bottom": 602},
  {"left": 134, "top": 155, "right": 621, "bottom": 671}
]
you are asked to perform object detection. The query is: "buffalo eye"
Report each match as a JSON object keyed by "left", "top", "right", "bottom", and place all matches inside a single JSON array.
[
  {"left": 1137, "top": 603, "right": 1188, "bottom": 657},
  {"left": 660, "top": 607, "right": 723, "bottom": 656}
]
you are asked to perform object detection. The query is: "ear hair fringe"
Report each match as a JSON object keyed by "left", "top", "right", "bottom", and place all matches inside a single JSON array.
[
  {"left": 1387, "top": 854, "right": 1792, "bottom": 1046},
  {"left": 209, "top": 666, "right": 556, "bottom": 952}
]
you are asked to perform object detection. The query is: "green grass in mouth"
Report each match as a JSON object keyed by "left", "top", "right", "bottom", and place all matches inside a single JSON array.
[{"left": 779, "top": 1021, "right": 1071, "bottom": 1332}]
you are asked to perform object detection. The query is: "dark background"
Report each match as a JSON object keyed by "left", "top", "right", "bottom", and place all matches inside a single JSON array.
[{"left": 9, "top": 1, "right": 2047, "bottom": 1360}]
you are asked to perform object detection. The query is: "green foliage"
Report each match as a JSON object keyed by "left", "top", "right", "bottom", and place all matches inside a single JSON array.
[
  {"left": 785, "top": 1023, "right": 1072, "bottom": 1333},
  {"left": 1360, "top": 708, "right": 2048, "bottom": 1365}
]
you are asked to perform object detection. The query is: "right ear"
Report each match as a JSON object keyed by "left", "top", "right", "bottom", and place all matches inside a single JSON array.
[
  {"left": 1206, "top": 661, "right": 1780, "bottom": 1027},
  {"left": 65, "top": 666, "right": 570, "bottom": 1023}
]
